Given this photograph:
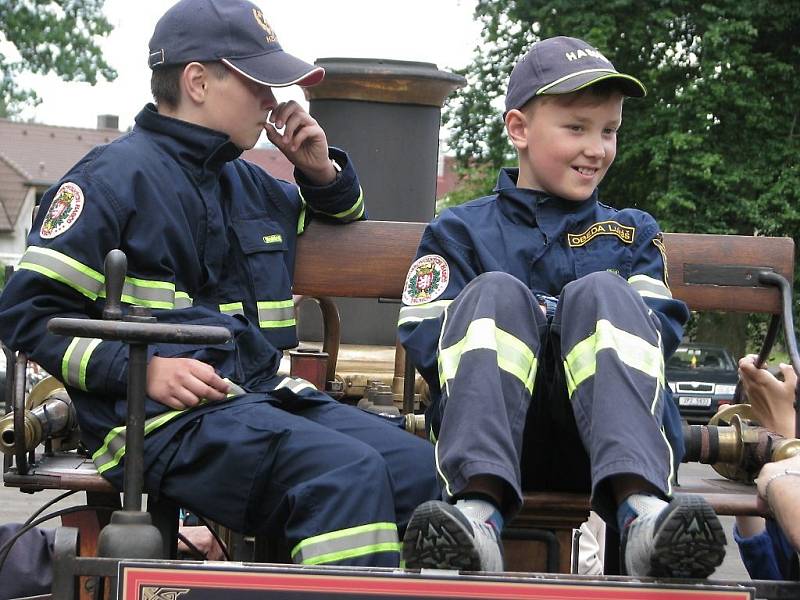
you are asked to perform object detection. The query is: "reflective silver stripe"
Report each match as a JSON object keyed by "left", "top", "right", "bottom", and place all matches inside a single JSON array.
[
  {"left": 220, "top": 302, "right": 244, "bottom": 316},
  {"left": 61, "top": 337, "right": 102, "bottom": 390},
  {"left": 19, "top": 246, "right": 104, "bottom": 299},
  {"left": 175, "top": 292, "right": 193, "bottom": 309},
  {"left": 628, "top": 274, "right": 672, "bottom": 299},
  {"left": 257, "top": 300, "right": 295, "bottom": 328},
  {"left": 291, "top": 522, "right": 399, "bottom": 565},
  {"left": 19, "top": 246, "right": 179, "bottom": 308},
  {"left": 103, "top": 276, "right": 175, "bottom": 308},
  {"left": 398, "top": 300, "right": 452, "bottom": 326},
  {"left": 275, "top": 376, "right": 317, "bottom": 393}
]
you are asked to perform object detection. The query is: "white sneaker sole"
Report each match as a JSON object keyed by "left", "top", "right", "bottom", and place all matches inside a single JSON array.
[{"left": 402, "top": 500, "right": 483, "bottom": 571}]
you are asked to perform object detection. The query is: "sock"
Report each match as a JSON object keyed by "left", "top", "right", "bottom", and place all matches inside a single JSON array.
[
  {"left": 454, "top": 498, "right": 504, "bottom": 535},
  {"left": 616, "top": 493, "right": 668, "bottom": 532}
]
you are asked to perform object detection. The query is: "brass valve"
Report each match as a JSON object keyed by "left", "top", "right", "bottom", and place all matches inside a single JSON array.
[
  {"left": 0, "top": 377, "right": 79, "bottom": 455},
  {"left": 682, "top": 404, "right": 800, "bottom": 483}
]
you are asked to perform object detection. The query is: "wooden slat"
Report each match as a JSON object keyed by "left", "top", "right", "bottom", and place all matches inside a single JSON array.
[
  {"left": 664, "top": 233, "right": 795, "bottom": 314},
  {"left": 295, "top": 221, "right": 795, "bottom": 314},
  {"left": 294, "top": 220, "right": 424, "bottom": 299}
]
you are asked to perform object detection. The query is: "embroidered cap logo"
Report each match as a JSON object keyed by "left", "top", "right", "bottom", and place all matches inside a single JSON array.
[{"left": 252, "top": 8, "right": 277, "bottom": 43}]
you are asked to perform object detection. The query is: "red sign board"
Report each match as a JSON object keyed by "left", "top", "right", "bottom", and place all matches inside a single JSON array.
[{"left": 119, "top": 562, "right": 754, "bottom": 600}]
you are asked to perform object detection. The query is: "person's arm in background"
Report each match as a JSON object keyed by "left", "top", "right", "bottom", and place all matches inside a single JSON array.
[{"left": 734, "top": 355, "right": 799, "bottom": 579}]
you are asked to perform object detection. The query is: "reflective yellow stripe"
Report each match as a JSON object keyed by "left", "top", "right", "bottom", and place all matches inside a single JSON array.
[
  {"left": 563, "top": 319, "right": 664, "bottom": 398},
  {"left": 437, "top": 318, "right": 537, "bottom": 394},
  {"left": 92, "top": 381, "right": 244, "bottom": 473},
  {"left": 398, "top": 300, "right": 453, "bottom": 326},
  {"left": 20, "top": 246, "right": 104, "bottom": 299},
  {"left": 19, "top": 246, "right": 180, "bottom": 307},
  {"left": 318, "top": 187, "right": 365, "bottom": 222},
  {"left": 220, "top": 302, "right": 244, "bottom": 316},
  {"left": 628, "top": 274, "right": 672, "bottom": 300},
  {"left": 175, "top": 292, "right": 193, "bottom": 309},
  {"left": 257, "top": 299, "right": 295, "bottom": 329},
  {"left": 61, "top": 337, "right": 102, "bottom": 390},
  {"left": 291, "top": 522, "right": 399, "bottom": 565}
]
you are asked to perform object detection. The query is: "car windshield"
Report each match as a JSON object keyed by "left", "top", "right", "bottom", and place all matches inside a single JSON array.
[{"left": 668, "top": 347, "right": 734, "bottom": 371}]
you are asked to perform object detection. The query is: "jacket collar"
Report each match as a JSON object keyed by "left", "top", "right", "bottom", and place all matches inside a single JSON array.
[
  {"left": 494, "top": 168, "right": 598, "bottom": 229},
  {"left": 134, "top": 104, "right": 243, "bottom": 177}
]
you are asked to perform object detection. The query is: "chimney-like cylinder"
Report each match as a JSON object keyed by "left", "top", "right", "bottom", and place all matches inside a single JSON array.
[
  {"left": 300, "top": 58, "right": 465, "bottom": 345},
  {"left": 97, "top": 114, "right": 119, "bottom": 130}
]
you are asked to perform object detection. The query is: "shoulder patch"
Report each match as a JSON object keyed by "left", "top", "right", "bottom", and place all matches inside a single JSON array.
[
  {"left": 567, "top": 220, "right": 635, "bottom": 247},
  {"left": 40, "top": 182, "right": 85, "bottom": 239},
  {"left": 403, "top": 254, "right": 449, "bottom": 305}
]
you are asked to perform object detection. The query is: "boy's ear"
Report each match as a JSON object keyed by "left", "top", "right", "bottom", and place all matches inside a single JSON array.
[
  {"left": 182, "top": 62, "right": 209, "bottom": 105},
  {"left": 505, "top": 109, "right": 529, "bottom": 151}
]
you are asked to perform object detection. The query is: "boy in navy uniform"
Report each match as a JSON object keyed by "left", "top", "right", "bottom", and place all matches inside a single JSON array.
[
  {"left": 0, "top": 0, "right": 438, "bottom": 568},
  {"left": 398, "top": 36, "right": 727, "bottom": 577}
]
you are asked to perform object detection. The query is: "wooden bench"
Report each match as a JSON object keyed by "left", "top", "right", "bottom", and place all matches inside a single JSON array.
[
  {"left": 3, "top": 220, "right": 796, "bottom": 576},
  {"left": 293, "top": 220, "right": 796, "bottom": 573}
]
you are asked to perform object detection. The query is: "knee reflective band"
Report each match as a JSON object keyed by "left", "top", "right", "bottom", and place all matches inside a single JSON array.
[
  {"left": 563, "top": 319, "right": 664, "bottom": 398},
  {"left": 291, "top": 522, "right": 400, "bottom": 565},
  {"left": 437, "top": 318, "right": 537, "bottom": 395},
  {"left": 220, "top": 301, "right": 245, "bottom": 316}
]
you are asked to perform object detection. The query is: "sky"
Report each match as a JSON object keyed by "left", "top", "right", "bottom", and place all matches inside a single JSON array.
[{"left": 11, "top": 0, "right": 482, "bottom": 133}]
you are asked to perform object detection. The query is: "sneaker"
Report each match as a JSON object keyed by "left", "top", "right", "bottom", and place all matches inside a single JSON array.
[
  {"left": 621, "top": 494, "right": 726, "bottom": 578},
  {"left": 402, "top": 500, "right": 503, "bottom": 572}
]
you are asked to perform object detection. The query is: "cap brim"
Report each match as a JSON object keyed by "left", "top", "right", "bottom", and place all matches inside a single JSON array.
[
  {"left": 538, "top": 69, "right": 646, "bottom": 98},
  {"left": 222, "top": 51, "right": 325, "bottom": 88}
]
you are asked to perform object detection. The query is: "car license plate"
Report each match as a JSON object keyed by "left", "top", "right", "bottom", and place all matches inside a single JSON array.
[{"left": 678, "top": 396, "right": 712, "bottom": 407}]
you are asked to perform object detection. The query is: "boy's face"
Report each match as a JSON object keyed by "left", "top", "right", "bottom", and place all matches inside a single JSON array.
[
  {"left": 201, "top": 67, "right": 278, "bottom": 150},
  {"left": 509, "top": 92, "right": 623, "bottom": 201}
]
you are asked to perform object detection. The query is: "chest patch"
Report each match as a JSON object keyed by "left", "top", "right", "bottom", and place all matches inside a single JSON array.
[
  {"left": 40, "top": 182, "right": 85, "bottom": 239},
  {"left": 403, "top": 254, "right": 449, "bottom": 305},
  {"left": 567, "top": 220, "right": 635, "bottom": 247}
]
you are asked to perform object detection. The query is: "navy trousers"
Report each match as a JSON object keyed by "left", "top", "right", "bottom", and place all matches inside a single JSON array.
[
  {"left": 431, "top": 271, "right": 674, "bottom": 522},
  {"left": 136, "top": 389, "right": 439, "bottom": 567}
]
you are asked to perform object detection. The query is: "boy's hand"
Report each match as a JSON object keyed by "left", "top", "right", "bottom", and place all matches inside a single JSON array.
[
  {"left": 738, "top": 354, "right": 796, "bottom": 438},
  {"left": 146, "top": 356, "right": 230, "bottom": 410},
  {"left": 265, "top": 101, "right": 337, "bottom": 186}
]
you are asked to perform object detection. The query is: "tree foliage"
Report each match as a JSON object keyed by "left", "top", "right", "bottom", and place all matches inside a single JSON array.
[
  {"left": 445, "top": 0, "right": 800, "bottom": 240},
  {"left": 0, "top": 0, "right": 116, "bottom": 116}
]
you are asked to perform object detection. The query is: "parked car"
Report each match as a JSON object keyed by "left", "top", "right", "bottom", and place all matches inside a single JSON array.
[{"left": 666, "top": 343, "right": 739, "bottom": 424}]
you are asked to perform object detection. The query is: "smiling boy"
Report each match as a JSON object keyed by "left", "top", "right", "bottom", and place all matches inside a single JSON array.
[{"left": 398, "top": 36, "right": 727, "bottom": 577}]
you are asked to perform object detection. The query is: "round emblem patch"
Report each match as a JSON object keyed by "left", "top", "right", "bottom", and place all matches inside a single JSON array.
[
  {"left": 40, "top": 182, "right": 84, "bottom": 239},
  {"left": 402, "top": 254, "right": 450, "bottom": 305}
]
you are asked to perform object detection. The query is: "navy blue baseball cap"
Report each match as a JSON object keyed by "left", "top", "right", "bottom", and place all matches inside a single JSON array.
[
  {"left": 505, "top": 36, "right": 645, "bottom": 112},
  {"left": 148, "top": 0, "right": 324, "bottom": 88}
]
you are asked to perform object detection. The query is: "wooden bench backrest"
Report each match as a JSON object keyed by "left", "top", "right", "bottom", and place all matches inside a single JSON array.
[{"left": 295, "top": 221, "right": 795, "bottom": 314}]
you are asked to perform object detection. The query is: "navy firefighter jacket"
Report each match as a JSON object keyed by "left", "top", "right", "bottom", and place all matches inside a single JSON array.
[
  {"left": 398, "top": 168, "right": 689, "bottom": 461},
  {"left": 0, "top": 103, "right": 365, "bottom": 464}
]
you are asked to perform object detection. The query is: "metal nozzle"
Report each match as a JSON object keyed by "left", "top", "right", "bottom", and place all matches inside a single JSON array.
[{"left": 0, "top": 381, "right": 76, "bottom": 455}]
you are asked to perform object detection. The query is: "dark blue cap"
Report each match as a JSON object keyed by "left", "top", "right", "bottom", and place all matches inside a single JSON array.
[
  {"left": 505, "top": 36, "right": 645, "bottom": 112},
  {"left": 148, "top": 0, "right": 324, "bottom": 88}
]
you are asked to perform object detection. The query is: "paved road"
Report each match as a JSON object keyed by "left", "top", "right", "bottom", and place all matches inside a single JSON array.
[{"left": 1, "top": 461, "right": 751, "bottom": 581}]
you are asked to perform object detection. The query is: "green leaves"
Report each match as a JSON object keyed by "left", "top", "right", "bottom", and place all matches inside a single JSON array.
[{"left": 0, "top": 0, "right": 116, "bottom": 116}]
